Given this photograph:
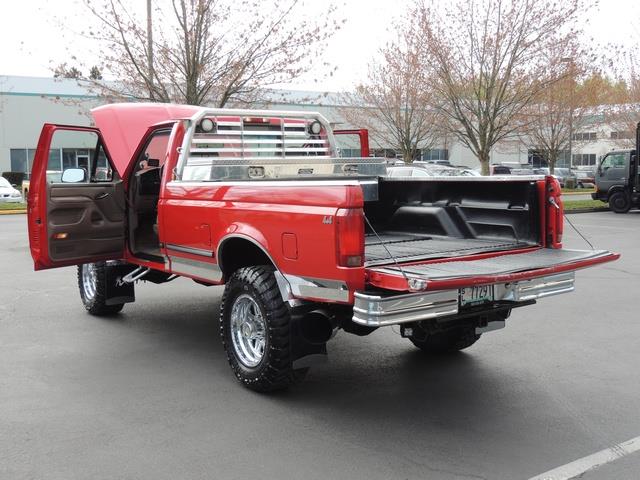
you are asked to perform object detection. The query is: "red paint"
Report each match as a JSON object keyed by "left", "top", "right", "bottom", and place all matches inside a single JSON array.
[
  {"left": 27, "top": 104, "right": 619, "bottom": 308},
  {"left": 28, "top": 124, "right": 121, "bottom": 270},
  {"left": 334, "top": 129, "right": 370, "bottom": 157},
  {"left": 545, "top": 175, "right": 564, "bottom": 248},
  {"left": 92, "top": 103, "right": 199, "bottom": 177}
]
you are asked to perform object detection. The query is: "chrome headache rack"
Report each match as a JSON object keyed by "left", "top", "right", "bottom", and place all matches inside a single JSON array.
[{"left": 175, "top": 108, "right": 386, "bottom": 181}]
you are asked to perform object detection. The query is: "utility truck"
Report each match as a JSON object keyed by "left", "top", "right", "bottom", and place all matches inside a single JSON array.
[
  {"left": 28, "top": 104, "right": 619, "bottom": 391},
  {"left": 592, "top": 122, "right": 640, "bottom": 213}
]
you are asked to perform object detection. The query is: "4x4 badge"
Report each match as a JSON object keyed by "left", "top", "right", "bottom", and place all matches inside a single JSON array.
[{"left": 322, "top": 216, "right": 333, "bottom": 224}]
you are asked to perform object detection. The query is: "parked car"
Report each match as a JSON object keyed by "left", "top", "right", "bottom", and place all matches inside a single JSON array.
[
  {"left": 412, "top": 162, "right": 480, "bottom": 176},
  {"left": 22, "top": 171, "right": 62, "bottom": 198},
  {"left": 387, "top": 166, "right": 434, "bottom": 177},
  {"left": 533, "top": 168, "right": 576, "bottom": 187},
  {"left": 420, "top": 159, "right": 452, "bottom": 166},
  {"left": 491, "top": 165, "right": 512, "bottom": 175},
  {"left": 554, "top": 168, "right": 577, "bottom": 188},
  {"left": 0, "top": 176, "right": 24, "bottom": 203},
  {"left": 575, "top": 170, "right": 595, "bottom": 188}
]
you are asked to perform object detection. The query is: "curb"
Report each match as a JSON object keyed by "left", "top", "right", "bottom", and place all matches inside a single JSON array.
[
  {"left": 564, "top": 208, "right": 609, "bottom": 214},
  {"left": 0, "top": 210, "right": 27, "bottom": 215},
  {"left": 562, "top": 191, "right": 596, "bottom": 196}
]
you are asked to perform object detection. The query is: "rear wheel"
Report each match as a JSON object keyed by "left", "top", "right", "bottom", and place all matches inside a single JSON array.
[
  {"left": 220, "top": 266, "right": 307, "bottom": 392},
  {"left": 609, "top": 191, "right": 631, "bottom": 214},
  {"left": 409, "top": 327, "right": 480, "bottom": 354},
  {"left": 77, "top": 263, "right": 124, "bottom": 316}
]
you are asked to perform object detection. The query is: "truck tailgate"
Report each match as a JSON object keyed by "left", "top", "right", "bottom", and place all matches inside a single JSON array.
[{"left": 366, "top": 248, "right": 619, "bottom": 292}]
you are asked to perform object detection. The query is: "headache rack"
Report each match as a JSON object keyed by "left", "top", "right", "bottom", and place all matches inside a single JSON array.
[{"left": 175, "top": 108, "right": 386, "bottom": 181}]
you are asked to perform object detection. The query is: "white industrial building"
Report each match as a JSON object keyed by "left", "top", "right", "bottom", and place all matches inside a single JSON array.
[{"left": 0, "top": 75, "right": 636, "bottom": 177}]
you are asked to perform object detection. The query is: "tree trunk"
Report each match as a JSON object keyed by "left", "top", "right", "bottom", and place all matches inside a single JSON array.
[
  {"left": 548, "top": 152, "right": 557, "bottom": 175},
  {"left": 479, "top": 150, "right": 491, "bottom": 176}
]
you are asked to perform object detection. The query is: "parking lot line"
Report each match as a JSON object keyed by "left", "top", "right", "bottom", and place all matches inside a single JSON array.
[{"left": 528, "top": 435, "right": 640, "bottom": 480}]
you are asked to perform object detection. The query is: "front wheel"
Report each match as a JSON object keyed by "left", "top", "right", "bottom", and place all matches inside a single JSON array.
[
  {"left": 220, "top": 266, "right": 307, "bottom": 392},
  {"left": 609, "top": 191, "right": 631, "bottom": 214},
  {"left": 77, "top": 263, "right": 124, "bottom": 316},
  {"left": 409, "top": 327, "right": 480, "bottom": 354}
]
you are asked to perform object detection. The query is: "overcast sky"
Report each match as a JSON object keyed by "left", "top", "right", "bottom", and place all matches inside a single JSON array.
[{"left": 1, "top": 0, "right": 638, "bottom": 92}]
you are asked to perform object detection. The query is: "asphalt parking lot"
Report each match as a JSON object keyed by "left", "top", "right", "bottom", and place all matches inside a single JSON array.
[{"left": 1, "top": 212, "right": 639, "bottom": 480}]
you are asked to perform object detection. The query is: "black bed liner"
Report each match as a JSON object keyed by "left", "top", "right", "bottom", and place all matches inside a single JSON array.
[{"left": 364, "top": 232, "right": 533, "bottom": 267}]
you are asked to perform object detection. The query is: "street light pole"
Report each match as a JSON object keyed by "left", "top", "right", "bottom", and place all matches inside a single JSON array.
[
  {"left": 562, "top": 57, "right": 575, "bottom": 170},
  {"left": 147, "top": 0, "right": 154, "bottom": 95}
]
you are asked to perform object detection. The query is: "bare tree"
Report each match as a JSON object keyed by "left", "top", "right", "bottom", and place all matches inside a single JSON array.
[
  {"left": 413, "top": 0, "right": 593, "bottom": 175},
  {"left": 523, "top": 80, "right": 576, "bottom": 174},
  {"left": 74, "top": 0, "right": 342, "bottom": 106},
  {"left": 604, "top": 49, "right": 640, "bottom": 149},
  {"left": 341, "top": 31, "right": 440, "bottom": 162}
]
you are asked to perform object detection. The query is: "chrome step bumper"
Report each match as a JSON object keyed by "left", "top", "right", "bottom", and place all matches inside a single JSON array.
[{"left": 352, "top": 272, "right": 575, "bottom": 327}]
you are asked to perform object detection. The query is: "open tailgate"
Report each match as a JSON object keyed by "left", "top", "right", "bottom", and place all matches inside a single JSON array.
[{"left": 365, "top": 248, "right": 620, "bottom": 292}]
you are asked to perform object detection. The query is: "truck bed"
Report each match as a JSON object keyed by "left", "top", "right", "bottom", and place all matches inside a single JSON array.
[
  {"left": 363, "top": 178, "right": 543, "bottom": 268},
  {"left": 364, "top": 233, "right": 532, "bottom": 266}
]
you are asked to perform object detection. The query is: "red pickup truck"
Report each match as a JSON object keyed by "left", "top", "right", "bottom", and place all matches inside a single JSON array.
[{"left": 27, "top": 104, "right": 619, "bottom": 391}]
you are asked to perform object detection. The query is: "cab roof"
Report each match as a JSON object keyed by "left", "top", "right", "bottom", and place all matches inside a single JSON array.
[{"left": 91, "top": 103, "right": 200, "bottom": 176}]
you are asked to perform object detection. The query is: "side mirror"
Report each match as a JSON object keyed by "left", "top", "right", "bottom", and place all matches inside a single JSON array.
[
  {"left": 62, "top": 168, "right": 87, "bottom": 183},
  {"left": 11, "top": 184, "right": 17, "bottom": 188}
]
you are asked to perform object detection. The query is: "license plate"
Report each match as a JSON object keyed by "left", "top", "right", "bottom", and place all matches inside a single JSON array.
[{"left": 460, "top": 285, "right": 494, "bottom": 306}]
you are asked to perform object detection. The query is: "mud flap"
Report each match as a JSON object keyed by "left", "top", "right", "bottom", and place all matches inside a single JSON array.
[
  {"left": 290, "top": 312, "right": 329, "bottom": 369},
  {"left": 104, "top": 263, "right": 136, "bottom": 306}
]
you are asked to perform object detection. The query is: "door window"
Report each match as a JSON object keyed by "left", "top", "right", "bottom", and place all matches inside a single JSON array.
[
  {"left": 48, "top": 130, "right": 114, "bottom": 183},
  {"left": 600, "top": 153, "right": 626, "bottom": 170}
]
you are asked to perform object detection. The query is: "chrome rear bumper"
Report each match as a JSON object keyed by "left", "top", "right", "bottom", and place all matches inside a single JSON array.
[{"left": 353, "top": 272, "right": 575, "bottom": 327}]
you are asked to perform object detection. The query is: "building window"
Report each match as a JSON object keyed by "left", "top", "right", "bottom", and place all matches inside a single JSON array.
[
  {"left": 339, "top": 148, "right": 360, "bottom": 158},
  {"left": 421, "top": 148, "right": 449, "bottom": 161},
  {"left": 572, "top": 153, "right": 596, "bottom": 166},
  {"left": 10, "top": 149, "right": 27, "bottom": 173},
  {"left": 528, "top": 149, "right": 546, "bottom": 168},
  {"left": 48, "top": 149, "right": 62, "bottom": 171},
  {"left": 572, "top": 132, "right": 597, "bottom": 141},
  {"left": 610, "top": 131, "right": 633, "bottom": 140}
]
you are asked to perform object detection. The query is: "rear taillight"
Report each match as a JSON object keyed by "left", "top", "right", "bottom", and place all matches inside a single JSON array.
[{"left": 335, "top": 208, "right": 364, "bottom": 267}]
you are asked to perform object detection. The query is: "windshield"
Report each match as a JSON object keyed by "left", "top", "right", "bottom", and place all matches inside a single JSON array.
[{"left": 0, "top": 177, "right": 11, "bottom": 188}]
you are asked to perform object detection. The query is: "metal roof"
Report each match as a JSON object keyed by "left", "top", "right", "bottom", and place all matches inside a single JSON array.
[
  {"left": 0, "top": 75, "right": 343, "bottom": 105},
  {"left": 0, "top": 75, "right": 99, "bottom": 98}
]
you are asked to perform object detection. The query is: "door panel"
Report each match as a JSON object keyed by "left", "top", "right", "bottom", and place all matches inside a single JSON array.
[
  {"left": 28, "top": 124, "right": 125, "bottom": 270},
  {"left": 47, "top": 181, "right": 125, "bottom": 262}
]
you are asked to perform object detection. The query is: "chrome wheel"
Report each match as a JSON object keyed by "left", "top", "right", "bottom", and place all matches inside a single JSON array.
[
  {"left": 230, "top": 294, "right": 267, "bottom": 368},
  {"left": 81, "top": 263, "right": 98, "bottom": 300}
]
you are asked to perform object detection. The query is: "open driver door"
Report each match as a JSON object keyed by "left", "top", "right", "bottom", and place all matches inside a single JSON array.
[{"left": 28, "top": 124, "right": 126, "bottom": 270}]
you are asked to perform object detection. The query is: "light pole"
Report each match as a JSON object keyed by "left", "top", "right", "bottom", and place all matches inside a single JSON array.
[
  {"left": 147, "top": 0, "right": 154, "bottom": 94},
  {"left": 561, "top": 57, "right": 575, "bottom": 170}
]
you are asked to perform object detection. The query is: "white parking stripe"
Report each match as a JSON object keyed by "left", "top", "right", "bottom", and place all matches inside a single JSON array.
[{"left": 528, "top": 436, "right": 640, "bottom": 480}]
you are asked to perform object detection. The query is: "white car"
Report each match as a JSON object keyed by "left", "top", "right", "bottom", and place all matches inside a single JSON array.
[{"left": 0, "top": 177, "right": 24, "bottom": 203}]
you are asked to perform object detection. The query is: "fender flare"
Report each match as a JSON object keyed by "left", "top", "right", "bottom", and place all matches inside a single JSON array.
[{"left": 217, "top": 231, "right": 297, "bottom": 305}]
